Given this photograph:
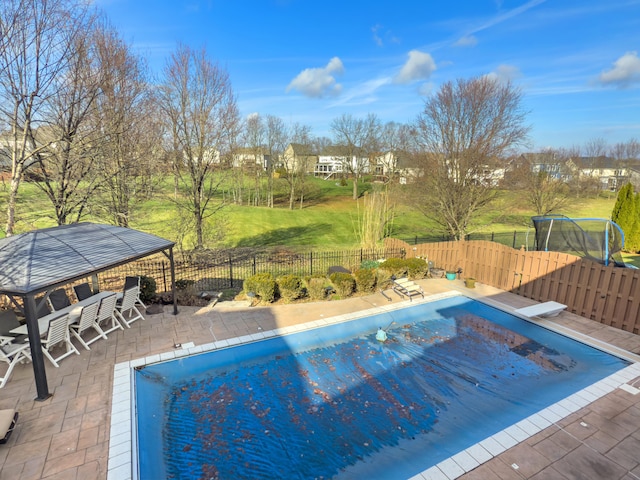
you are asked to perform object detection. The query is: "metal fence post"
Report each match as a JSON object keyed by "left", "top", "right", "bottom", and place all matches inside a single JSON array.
[{"left": 229, "top": 255, "right": 234, "bottom": 288}]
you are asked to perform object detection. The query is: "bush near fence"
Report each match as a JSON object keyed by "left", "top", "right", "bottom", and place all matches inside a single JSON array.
[
  {"left": 98, "top": 247, "right": 406, "bottom": 295},
  {"left": 385, "top": 237, "right": 640, "bottom": 335}
]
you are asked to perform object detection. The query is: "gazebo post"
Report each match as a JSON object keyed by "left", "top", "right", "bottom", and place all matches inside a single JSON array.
[
  {"left": 169, "top": 247, "right": 178, "bottom": 315},
  {"left": 23, "top": 294, "right": 51, "bottom": 401}
]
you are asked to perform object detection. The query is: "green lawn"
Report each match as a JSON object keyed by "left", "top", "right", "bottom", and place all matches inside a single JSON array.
[{"left": 0, "top": 177, "right": 619, "bottom": 250}]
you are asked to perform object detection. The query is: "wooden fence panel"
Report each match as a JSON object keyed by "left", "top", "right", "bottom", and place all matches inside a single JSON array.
[{"left": 387, "top": 238, "right": 640, "bottom": 335}]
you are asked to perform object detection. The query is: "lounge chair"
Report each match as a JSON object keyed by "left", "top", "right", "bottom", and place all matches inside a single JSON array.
[
  {"left": 69, "top": 302, "right": 106, "bottom": 350},
  {"left": 0, "top": 337, "right": 31, "bottom": 388},
  {"left": 41, "top": 314, "right": 79, "bottom": 367},
  {"left": 0, "top": 409, "right": 18, "bottom": 443},
  {"left": 116, "top": 286, "right": 144, "bottom": 328},
  {"left": 392, "top": 277, "right": 425, "bottom": 301}
]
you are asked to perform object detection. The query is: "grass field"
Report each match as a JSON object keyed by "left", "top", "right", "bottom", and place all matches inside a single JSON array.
[{"left": 0, "top": 176, "right": 620, "bottom": 251}]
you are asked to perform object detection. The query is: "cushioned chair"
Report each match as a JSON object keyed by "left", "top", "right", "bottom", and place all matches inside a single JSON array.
[
  {"left": 0, "top": 409, "right": 18, "bottom": 443},
  {"left": 73, "top": 283, "right": 93, "bottom": 302},
  {"left": 47, "top": 289, "right": 72, "bottom": 311},
  {"left": 41, "top": 314, "right": 79, "bottom": 367},
  {"left": 0, "top": 310, "right": 27, "bottom": 344}
]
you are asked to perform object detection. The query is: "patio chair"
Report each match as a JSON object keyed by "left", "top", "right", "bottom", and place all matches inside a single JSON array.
[
  {"left": 47, "top": 288, "right": 72, "bottom": 311},
  {"left": 116, "top": 286, "right": 144, "bottom": 328},
  {"left": 41, "top": 314, "right": 79, "bottom": 367},
  {"left": 73, "top": 283, "right": 93, "bottom": 302},
  {"left": 96, "top": 293, "right": 124, "bottom": 336},
  {"left": 0, "top": 337, "right": 31, "bottom": 388},
  {"left": 69, "top": 303, "right": 105, "bottom": 350},
  {"left": 116, "top": 276, "right": 147, "bottom": 310},
  {"left": 0, "top": 409, "right": 18, "bottom": 443},
  {"left": 0, "top": 310, "right": 27, "bottom": 344},
  {"left": 392, "top": 277, "right": 424, "bottom": 302}
]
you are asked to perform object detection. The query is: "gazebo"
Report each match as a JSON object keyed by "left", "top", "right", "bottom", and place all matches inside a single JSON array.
[{"left": 0, "top": 222, "right": 177, "bottom": 400}]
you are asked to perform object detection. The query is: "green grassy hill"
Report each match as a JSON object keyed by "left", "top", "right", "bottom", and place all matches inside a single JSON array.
[{"left": 0, "top": 176, "right": 618, "bottom": 250}]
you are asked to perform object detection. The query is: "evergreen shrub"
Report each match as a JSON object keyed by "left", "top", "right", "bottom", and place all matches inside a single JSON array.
[
  {"left": 277, "top": 274, "right": 304, "bottom": 302},
  {"left": 354, "top": 268, "right": 376, "bottom": 292},
  {"left": 329, "top": 272, "right": 356, "bottom": 297},
  {"left": 244, "top": 273, "right": 277, "bottom": 303}
]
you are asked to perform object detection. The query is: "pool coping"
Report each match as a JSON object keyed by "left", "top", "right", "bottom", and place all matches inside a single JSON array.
[{"left": 106, "top": 290, "right": 640, "bottom": 480}]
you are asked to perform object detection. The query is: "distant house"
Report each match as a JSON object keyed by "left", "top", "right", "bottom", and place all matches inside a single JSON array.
[
  {"left": 283, "top": 143, "right": 317, "bottom": 174},
  {"left": 315, "top": 145, "right": 369, "bottom": 179},
  {"left": 565, "top": 156, "right": 640, "bottom": 191},
  {"left": 231, "top": 147, "right": 271, "bottom": 171},
  {"left": 373, "top": 151, "right": 422, "bottom": 184}
]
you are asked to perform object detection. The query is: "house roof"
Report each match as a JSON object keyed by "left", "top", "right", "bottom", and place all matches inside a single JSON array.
[
  {"left": 0, "top": 222, "right": 174, "bottom": 296},
  {"left": 288, "top": 143, "right": 316, "bottom": 156}
]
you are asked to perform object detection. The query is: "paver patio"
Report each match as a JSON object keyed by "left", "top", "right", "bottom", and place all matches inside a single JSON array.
[{"left": 0, "top": 279, "right": 639, "bottom": 479}]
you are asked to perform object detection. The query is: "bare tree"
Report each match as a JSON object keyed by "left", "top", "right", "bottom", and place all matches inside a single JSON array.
[
  {"left": 91, "top": 23, "right": 160, "bottom": 227},
  {"left": 159, "top": 44, "right": 239, "bottom": 249},
  {"left": 31, "top": 17, "right": 102, "bottom": 225},
  {"left": 330, "top": 113, "right": 381, "bottom": 200},
  {"left": 0, "top": 0, "right": 90, "bottom": 234},
  {"left": 506, "top": 150, "right": 569, "bottom": 215},
  {"left": 412, "top": 76, "right": 529, "bottom": 239},
  {"left": 274, "top": 119, "right": 311, "bottom": 209}
]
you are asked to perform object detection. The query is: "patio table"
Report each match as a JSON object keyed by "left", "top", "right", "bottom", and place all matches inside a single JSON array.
[{"left": 10, "top": 291, "right": 116, "bottom": 336}]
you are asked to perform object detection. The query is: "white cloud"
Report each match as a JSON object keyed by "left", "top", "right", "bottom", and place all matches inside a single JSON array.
[
  {"left": 454, "top": 35, "right": 478, "bottom": 47},
  {"left": 485, "top": 64, "right": 523, "bottom": 82},
  {"left": 599, "top": 51, "right": 640, "bottom": 87},
  {"left": 286, "top": 57, "right": 344, "bottom": 98},
  {"left": 372, "top": 24, "right": 383, "bottom": 47},
  {"left": 394, "top": 50, "right": 436, "bottom": 84}
]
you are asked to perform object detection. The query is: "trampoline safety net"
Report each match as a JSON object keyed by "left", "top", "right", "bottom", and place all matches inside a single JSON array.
[{"left": 531, "top": 214, "right": 625, "bottom": 267}]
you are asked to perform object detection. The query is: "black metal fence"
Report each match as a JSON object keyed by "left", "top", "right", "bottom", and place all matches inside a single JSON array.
[{"left": 99, "top": 247, "right": 406, "bottom": 294}]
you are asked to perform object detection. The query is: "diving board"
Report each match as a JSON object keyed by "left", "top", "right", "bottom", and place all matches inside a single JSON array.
[{"left": 514, "top": 301, "right": 567, "bottom": 318}]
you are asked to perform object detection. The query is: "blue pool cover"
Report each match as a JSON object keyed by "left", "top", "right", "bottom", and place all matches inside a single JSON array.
[{"left": 135, "top": 296, "right": 629, "bottom": 479}]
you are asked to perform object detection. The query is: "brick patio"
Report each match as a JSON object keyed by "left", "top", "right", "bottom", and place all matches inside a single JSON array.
[{"left": 0, "top": 279, "right": 639, "bottom": 480}]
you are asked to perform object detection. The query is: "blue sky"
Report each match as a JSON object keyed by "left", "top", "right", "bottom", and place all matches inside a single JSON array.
[{"left": 96, "top": 0, "right": 640, "bottom": 151}]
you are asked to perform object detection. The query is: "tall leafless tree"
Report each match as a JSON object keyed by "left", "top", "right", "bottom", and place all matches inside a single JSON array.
[
  {"left": 0, "top": 0, "right": 90, "bottom": 234},
  {"left": 330, "top": 113, "right": 381, "bottom": 200},
  {"left": 412, "top": 76, "right": 530, "bottom": 239},
  {"left": 159, "top": 44, "right": 239, "bottom": 249},
  {"left": 31, "top": 17, "right": 102, "bottom": 225},
  {"left": 91, "top": 23, "right": 160, "bottom": 227}
]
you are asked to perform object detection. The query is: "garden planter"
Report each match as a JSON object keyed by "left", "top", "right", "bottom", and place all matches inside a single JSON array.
[
  {"left": 464, "top": 278, "right": 476, "bottom": 288},
  {"left": 445, "top": 271, "right": 457, "bottom": 281}
]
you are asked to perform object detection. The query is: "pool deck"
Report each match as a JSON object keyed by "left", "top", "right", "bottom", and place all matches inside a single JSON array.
[{"left": 1, "top": 279, "right": 639, "bottom": 480}]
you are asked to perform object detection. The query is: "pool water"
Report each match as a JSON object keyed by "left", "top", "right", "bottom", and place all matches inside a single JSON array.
[{"left": 135, "top": 296, "right": 630, "bottom": 479}]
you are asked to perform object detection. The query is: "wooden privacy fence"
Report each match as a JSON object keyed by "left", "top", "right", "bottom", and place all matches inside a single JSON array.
[{"left": 385, "top": 238, "right": 640, "bottom": 335}]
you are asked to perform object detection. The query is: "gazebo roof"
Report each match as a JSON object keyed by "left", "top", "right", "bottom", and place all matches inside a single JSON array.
[{"left": 0, "top": 222, "right": 175, "bottom": 296}]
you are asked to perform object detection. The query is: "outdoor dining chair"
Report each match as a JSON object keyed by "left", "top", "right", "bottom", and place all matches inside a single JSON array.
[
  {"left": 73, "top": 283, "right": 93, "bottom": 302},
  {"left": 0, "top": 337, "right": 31, "bottom": 388},
  {"left": 40, "top": 314, "right": 79, "bottom": 368},
  {"left": 96, "top": 293, "right": 124, "bottom": 336},
  {"left": 0, "top": 310, "right": 27, "bottom": 344},
  {"left": 117, "top": 276, "right": 147, "bottom": 310},
  {"left": 116, "top": 286, "right": 144, "bottom": 328},
  {"left": 47, "top": 288, "right": 72, "bottom": 311},
  {"left": 69, "top": 302, "right": 105, "bottom": 350}
]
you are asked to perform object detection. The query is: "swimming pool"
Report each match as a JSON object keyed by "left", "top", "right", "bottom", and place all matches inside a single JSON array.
[{"left": 111, "top": 292, "right": 638, "bottom": 479}]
